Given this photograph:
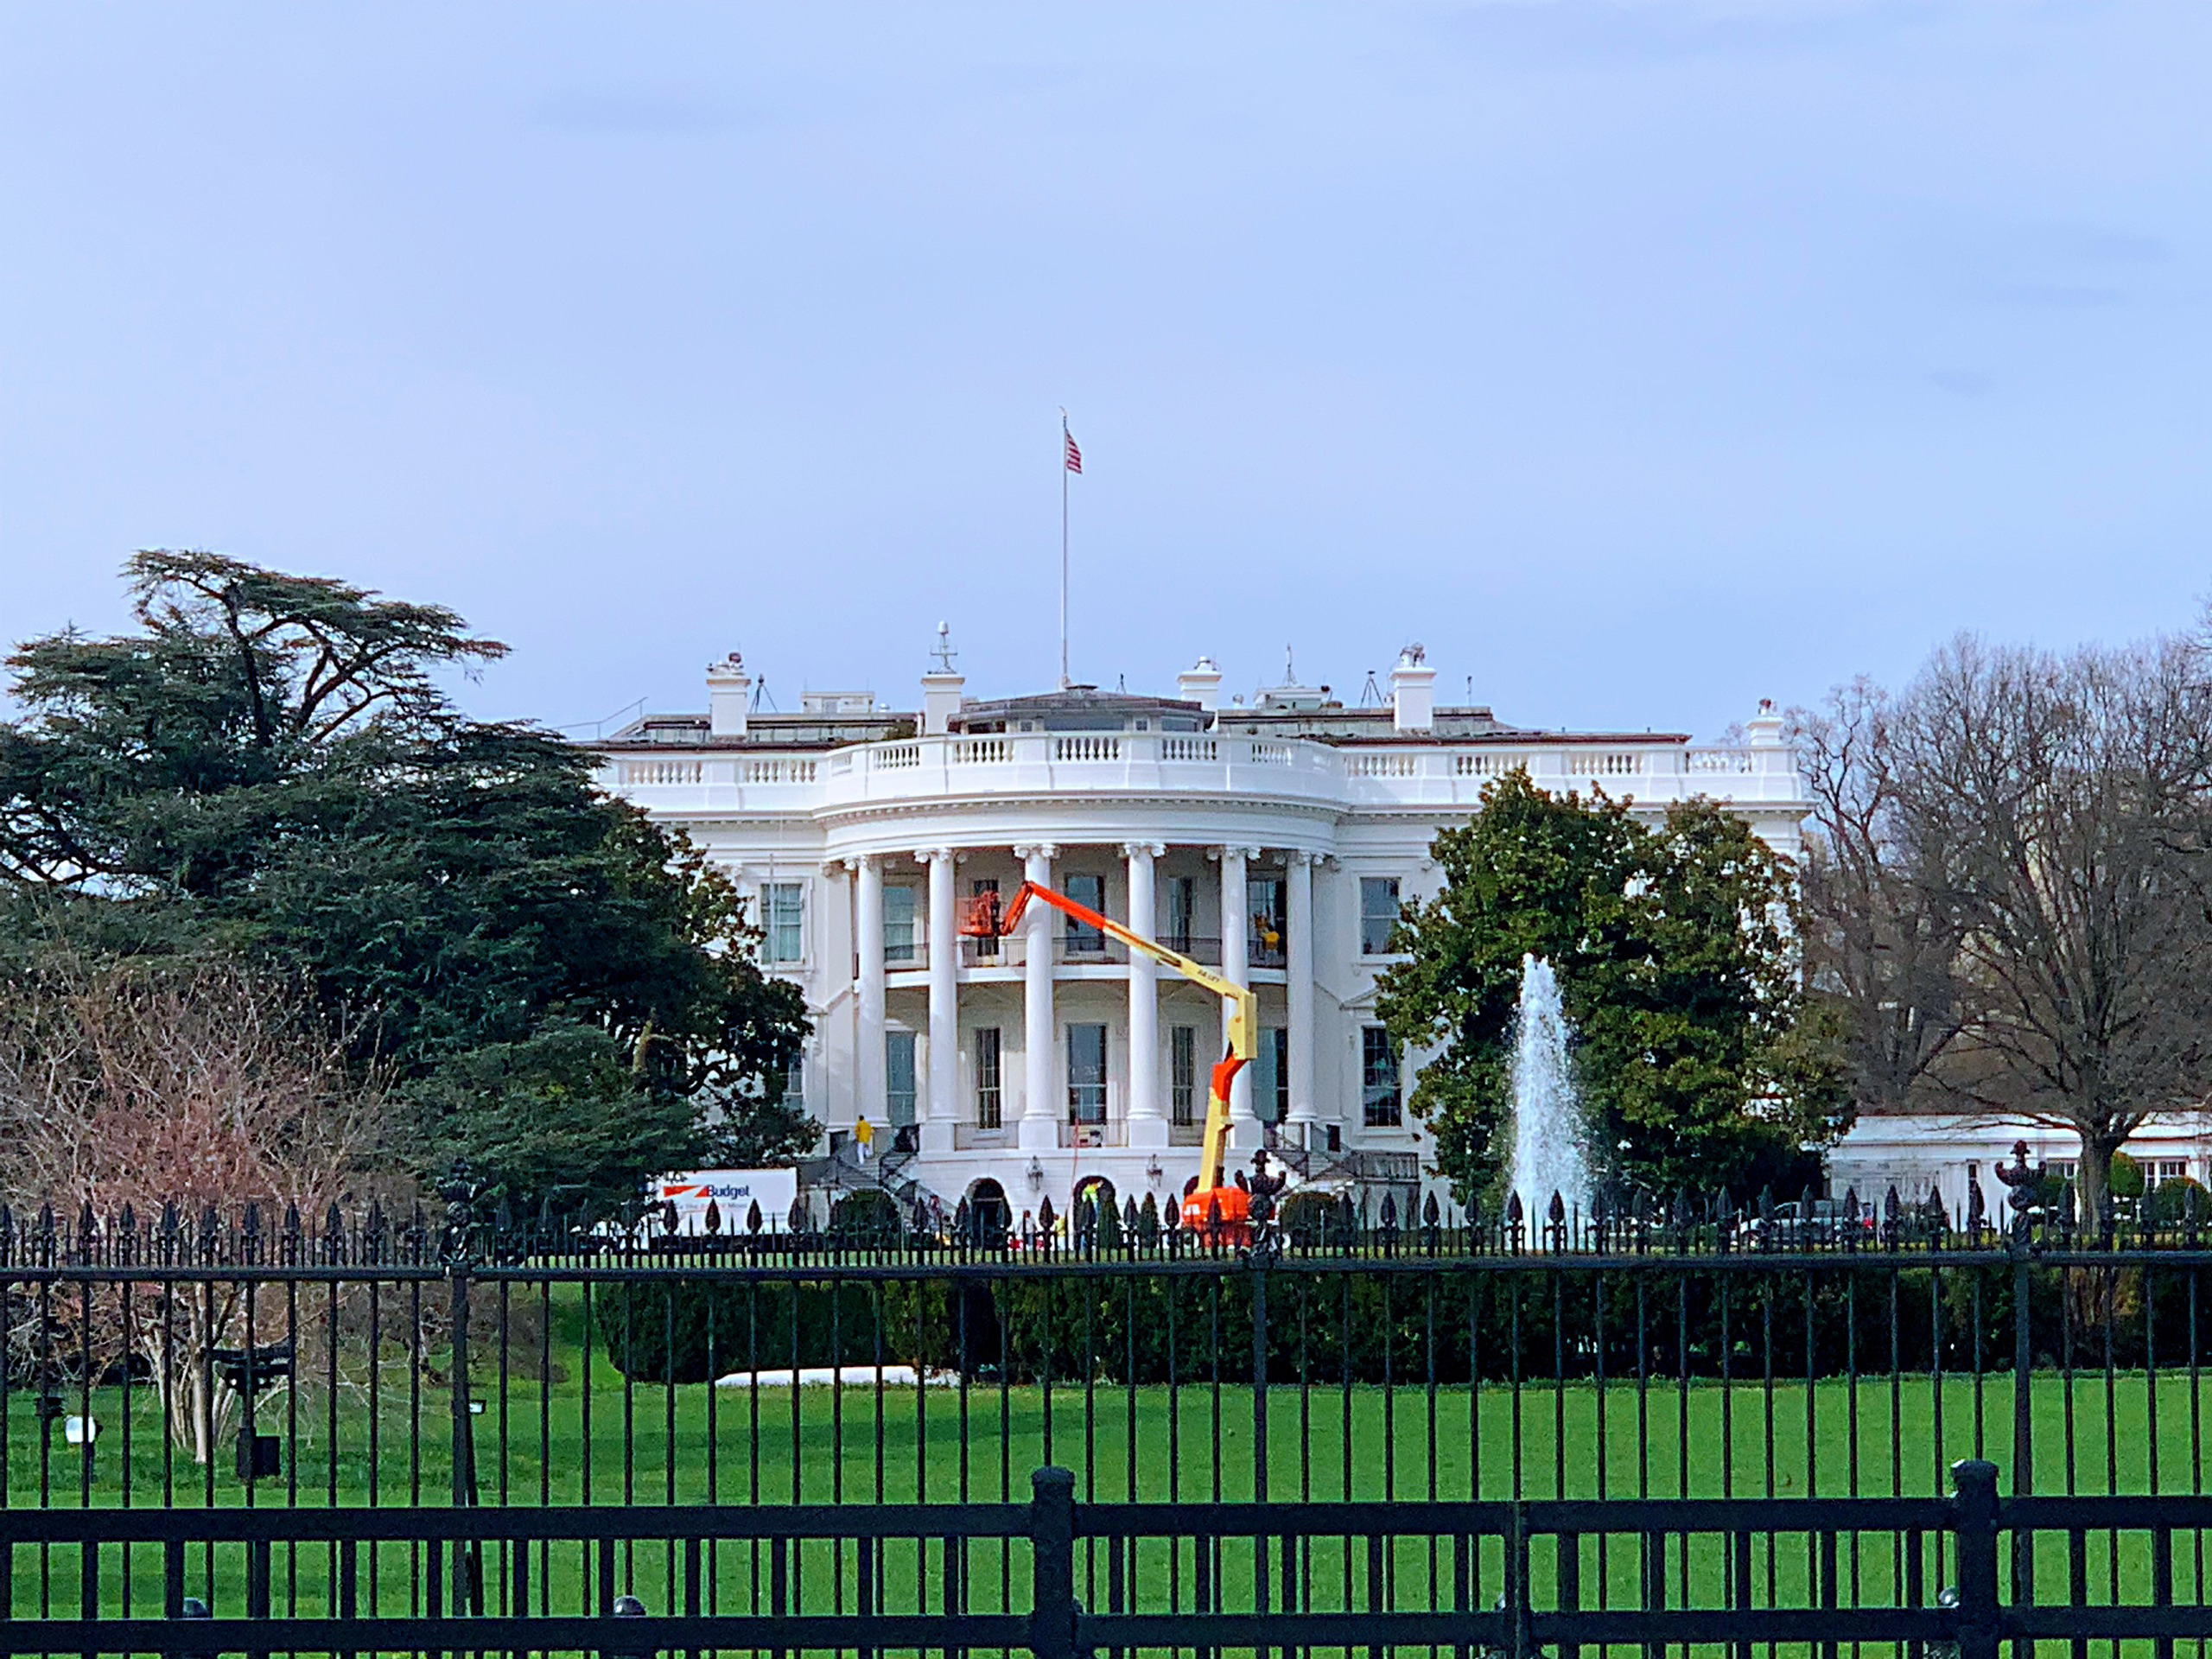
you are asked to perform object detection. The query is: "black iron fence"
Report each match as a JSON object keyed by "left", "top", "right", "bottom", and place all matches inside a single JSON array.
[
  {"left": 0, "top": 1197, "right": 2203, "bottom": 1649},
  {"left": 2, "top": 1462, "right": 2207, "bottom": 1653}
]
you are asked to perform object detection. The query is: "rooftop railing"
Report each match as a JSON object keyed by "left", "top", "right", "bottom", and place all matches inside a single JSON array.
[{"left": 603, "top": 734, "right": 1806, "bottom": 810}]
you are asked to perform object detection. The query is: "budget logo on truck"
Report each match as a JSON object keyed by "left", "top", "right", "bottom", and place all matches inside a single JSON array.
[{"left": 652, "top": 1168, "right": 799, "bottom": 1230}]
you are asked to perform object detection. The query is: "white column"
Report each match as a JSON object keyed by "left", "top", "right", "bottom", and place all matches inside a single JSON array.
[
  {"left": 1217, "top": 844, "right": 1258, "bottom": 1146},
  {"left": 855, "top": 855, "right": 885, "bottom": 1128},
  {"left": 1122, "top": 842, "right": 1167, "bottom": 1148},
  {"left": 920, "top": 847, "right": 958, "bottom": 1153},
  {"left": 1287, "top": 849, "right": 1317, "bottom": 1136},
  {"left": 1016, "top": 842, "right": 1059, "bottom": 1151}
]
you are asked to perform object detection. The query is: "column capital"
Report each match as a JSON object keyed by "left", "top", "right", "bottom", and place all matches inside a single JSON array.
[
  {"left": 852, "top": 851, "right": 880, "bottom": 872},
  {"left": 912, "top": 846, "right": 957, "bottom": 865},
  {"left": 819, "top": 859, "right": 849, "bottom": 878},
  {"left": 1214, "top": 843, "right": 1262, "bottom": 862},
  {"left": 1119, "top": 841, "right": 1166, "bottom": 861},
  {"left": 1285, "top": 848, "right": 1317, "bottom": 867},
  {"left": 1013, "top": 842, "right": 1059, "bottom": 862}
]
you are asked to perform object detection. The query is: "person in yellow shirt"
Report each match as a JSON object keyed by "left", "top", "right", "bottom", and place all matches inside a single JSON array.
[{"left": 855, "top": 1116, "right": 875, "bottom": 1164}]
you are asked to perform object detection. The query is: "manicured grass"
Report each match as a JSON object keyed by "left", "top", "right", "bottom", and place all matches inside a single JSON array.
[
  {"left": 4, "top": 1300, "right": 2206, "bottom": 1648},
  {"left": 10, "top": 1301, "right": 2209, "bottom": 1507}
]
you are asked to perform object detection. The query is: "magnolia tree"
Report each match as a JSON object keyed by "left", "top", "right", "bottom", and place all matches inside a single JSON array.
[{"left": 0, "top": 958, "right": 386, "bottom": 1461}]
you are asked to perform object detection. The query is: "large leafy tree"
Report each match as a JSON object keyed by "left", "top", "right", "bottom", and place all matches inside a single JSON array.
[
  {"left": 1375, "top": 772, "right": 1848, "bottom": 1203},
  {"left": 0, "top": 550, "right": 810, "bottom": 1213}
]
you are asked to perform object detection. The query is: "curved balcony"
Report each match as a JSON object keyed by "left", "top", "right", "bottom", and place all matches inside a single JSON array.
[
  {"left": 598, "top": 733, "right": 1809, "bottom": 818},
  {"left": 817, "top": 732, "right": 1348, "bottom": 814}
]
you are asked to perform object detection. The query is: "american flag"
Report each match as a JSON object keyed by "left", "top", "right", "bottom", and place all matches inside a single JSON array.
[{"left": 1064, "top": 430, "right": 1083, "bottom": 474}]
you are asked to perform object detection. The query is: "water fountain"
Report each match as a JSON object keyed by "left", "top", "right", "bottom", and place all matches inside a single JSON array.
[{"left": 1508, "top": 953, "right": 1592, "bottom": 1233}]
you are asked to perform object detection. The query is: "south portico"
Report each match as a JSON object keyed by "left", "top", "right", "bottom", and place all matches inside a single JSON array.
[{"left": 817, "top": 819, "right": 1341, "bottom": 1215}]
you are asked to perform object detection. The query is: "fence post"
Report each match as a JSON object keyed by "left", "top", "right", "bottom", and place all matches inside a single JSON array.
[
  {"left": 1030, "top": 1465, "right": 1078, "bottom": 1659},
  {"left": 441, "top": 1175, "right": 484, "bottom": 1618},
  {"left": 168, "top": 1595, "right": 213, "bottom": 1659},
  {"left": 2010, "top": 1236, "right": 2036, "bottom": 1623},
  {"left": 1951, "top": 1459, "right": 2000, "bottom": 1659}
]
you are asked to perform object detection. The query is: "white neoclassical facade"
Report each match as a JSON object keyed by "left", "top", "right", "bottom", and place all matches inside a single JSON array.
[{"left": 593, "top": 649, "right": 1811, "bottom": 1224}]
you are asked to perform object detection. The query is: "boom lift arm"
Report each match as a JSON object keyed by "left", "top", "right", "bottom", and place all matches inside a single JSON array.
[{"left": 963, "top": 881, "right": 1255, "bottom": 1199}]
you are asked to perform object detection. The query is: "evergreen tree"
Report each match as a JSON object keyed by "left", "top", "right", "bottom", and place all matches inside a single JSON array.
[
  {"left": 0, "top": 551, "right": 810, "bottom": 1212},
  {"left": 1375, "top": 772, "right": 1847, "bottom": 1201}
]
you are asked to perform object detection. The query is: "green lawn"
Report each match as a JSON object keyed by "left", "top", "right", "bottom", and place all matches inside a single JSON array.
[
  {"left": 3, "top": 1308, "right": 2206, "bottom": 1649},
  {"left": 13, "top": 1351, "right": 2205, "bottom": 1509}
]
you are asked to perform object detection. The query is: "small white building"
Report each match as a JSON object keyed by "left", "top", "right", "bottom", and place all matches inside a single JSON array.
[
  {"left": 1827, "top": 1113, "right": 2212, "bottom": 1222},
  {"left": 594, "top": 643, "right": 1810, "bottom": 1227}
]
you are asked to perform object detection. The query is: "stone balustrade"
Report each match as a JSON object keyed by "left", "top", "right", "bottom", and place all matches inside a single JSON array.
[{"left": 604, "top": 732, "right": 1802, "bottom": 813}]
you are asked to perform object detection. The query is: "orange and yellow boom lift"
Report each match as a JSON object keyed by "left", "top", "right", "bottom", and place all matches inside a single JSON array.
[{"left": 959, "top": 880, "right": 1258, "bottom": 1237}]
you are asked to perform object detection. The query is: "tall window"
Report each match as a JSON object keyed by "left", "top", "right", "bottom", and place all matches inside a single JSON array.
[
  {"left": 1067, "top": 1023, "right": 1108, "bottom": 1124},
  {"left": 886, "top": 1031, "right": 918, "bottom": 1127},
  {"left": 1170, "top": 1025, "right": 1198, "bottom": 1125},
  {"left": 1166, "top": 876, "right": 1197, "bottom": 954},
  {"left": 1248, "top": 874, "right": 1287, "bottom": 966},
  {"left": 1063, "top": 873, "right": 1107, "bottom": 953},
  {"left": 1362, "top": 1026, "right": 1402, "bottom": 1126},
  {"left": 1360, "top": 877, "right": 1402, "bottom": 957},
  {"left": 883, "top": 885, "right": 918, "bottom": 964},
  {"left": 969, "top": 877, "right": 1001, "bottom": 958},
  {"left": 782, "top": 1054, "right": 804, "bottom": 1109},
  {"left": 1252, "top": 1026, "right": 1289, "bottom": 1122},
  {"left": 974, "top": 1027, "right": 1003, "bottom": 1130},
  {"left": 762, "top": 881, "right": 805, "bottom": 963}
]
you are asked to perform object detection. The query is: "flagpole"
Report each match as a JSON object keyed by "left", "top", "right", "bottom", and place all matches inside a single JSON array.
[{"left": 1059, "top": 410, "right": 1071, "bottom": 690}]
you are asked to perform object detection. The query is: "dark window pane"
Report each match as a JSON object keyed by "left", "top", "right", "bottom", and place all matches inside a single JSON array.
[
  {"left": 1362, "top": 1025, "right": 1401, "bottom": 1126},
  {"left": 1360, "top": 877, "right": 1402, "bottom": 956},
  {"left": 1064, "top": 873, "right": 1107, "bottom": 953},
  {"left": 1066, "top": 1022, "right": 1107, "bottom": 1123},
  {"left": 1170, "top": 1025, "right": 1198, "bottom": 1125}
]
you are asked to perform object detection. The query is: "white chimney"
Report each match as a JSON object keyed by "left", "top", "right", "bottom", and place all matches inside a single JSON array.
[
  {"left": 1390, "top": 645, "right": 1435, "bottom": 733},
  {"left": 1745, "top": 697, "right": 1787, "bottom": 772},
  {"left": 1745, "top": 697, "right": 1784, "bottom": 747},
  {"left": 922, "top": 671, "right": 965, "bottom": 734},
  {"left": 1176, "top": 656, "right": 1223, "bottom": 713},
  {"left": 706, "top": 652, "right": 752, "bottom": 738},
  {"left": 922, "top": 621, "right": 966, "bottom": 735}
]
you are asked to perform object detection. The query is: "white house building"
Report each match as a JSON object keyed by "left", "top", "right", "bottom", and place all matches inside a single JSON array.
[{"left": 592, "top": 645, "right": 1811, "bottom": 1228}]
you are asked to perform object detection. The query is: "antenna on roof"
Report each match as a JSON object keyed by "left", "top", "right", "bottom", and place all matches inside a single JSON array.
[
  {"left": 1285, "top": 644, "right": 1295, "bottom": 683},
  {"left": 1358, "top": 671, "right": 1383, "bottom": 709},
  {"left": 753, "top": 677, "right": 779, "bottom": 712},
  {"left": 932, "top": 621, "right": 959, "bottom": 672}
]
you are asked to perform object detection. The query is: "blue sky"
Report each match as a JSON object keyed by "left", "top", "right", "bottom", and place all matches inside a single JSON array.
[{"left": 3, "top": 1, "right": 2205, "bottom": 741}]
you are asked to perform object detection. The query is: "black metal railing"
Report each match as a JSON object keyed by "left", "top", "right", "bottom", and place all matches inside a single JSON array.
[
  {"left": 2, "top": 1460, "right": 2205, "bottom": 1651},
  {"left": 0, "top": 1192, "right": 2206, "bottom": 1648}
]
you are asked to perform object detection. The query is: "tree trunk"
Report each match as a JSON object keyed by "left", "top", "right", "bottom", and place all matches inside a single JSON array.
[{"left": 2076, "top": 1125, "right": 2127, "bottom": 1230}]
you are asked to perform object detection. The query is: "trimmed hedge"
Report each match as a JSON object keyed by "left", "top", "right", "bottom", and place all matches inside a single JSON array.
[{"left": 600, "top": 1259, "right": 2207, "bottom": 1385}]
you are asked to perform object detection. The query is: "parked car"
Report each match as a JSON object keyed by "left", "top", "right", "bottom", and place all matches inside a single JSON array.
[{"left": 1735, "top": 1198, "right": 1874, "bottom": 1247}]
